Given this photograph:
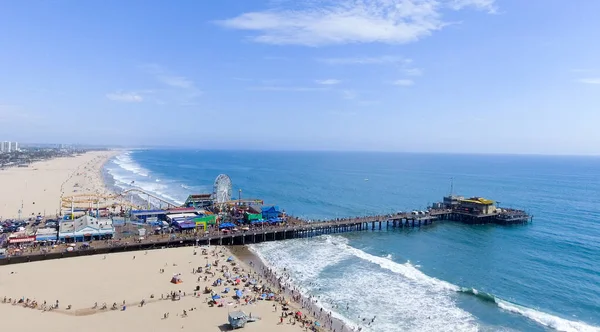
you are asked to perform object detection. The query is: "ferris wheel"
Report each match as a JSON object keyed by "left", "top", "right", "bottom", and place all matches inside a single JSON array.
[{"left": 213, "top": 174, "right": 232, "bottom": 208}]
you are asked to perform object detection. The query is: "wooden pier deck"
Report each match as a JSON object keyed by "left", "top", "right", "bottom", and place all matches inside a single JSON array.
[
  {"left": 0, "top": 213, "right": 441, "bottom": 265},
  {"left": 0, "top": 208, "right": 532, "bottom": 266}
]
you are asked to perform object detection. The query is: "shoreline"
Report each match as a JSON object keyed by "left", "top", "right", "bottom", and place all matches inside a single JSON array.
[{"left": 230, "top": 245, "right": 354, "bottom": 332}]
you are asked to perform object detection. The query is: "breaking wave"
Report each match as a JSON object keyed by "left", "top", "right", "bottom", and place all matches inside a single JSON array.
[{"left": 251, "top": 235, "right": 600, "bottom": 332}]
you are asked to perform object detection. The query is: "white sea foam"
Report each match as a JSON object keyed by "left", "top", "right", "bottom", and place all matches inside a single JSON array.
[
  {"left": 496, "top": 300, "right": 600, "bottom": 332},
  {"left": 105, "top": 152, "right": 186, "bottom": 206},
  {"left": 113, "top": 152, "right": 150, "bottom": 177},
  {"left": 251, "top": 235, "right": 600, "bottom": 332},
  {"left": 250, "top": 235, "right": 478, "bottom": 332}
]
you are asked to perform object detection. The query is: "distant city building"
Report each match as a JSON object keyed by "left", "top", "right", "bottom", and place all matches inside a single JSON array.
[{"left": 0, "top": 141, "right": 19, "bottom": 153}]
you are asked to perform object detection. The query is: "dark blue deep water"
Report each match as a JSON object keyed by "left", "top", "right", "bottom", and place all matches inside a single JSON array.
[{"left": 105, "top": 150, "right": 600, "bottom": 332}]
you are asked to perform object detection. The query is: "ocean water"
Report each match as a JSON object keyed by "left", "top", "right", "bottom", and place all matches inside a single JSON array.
[{"left": 105, "top": 150, "right": 600, "bottom": 332}]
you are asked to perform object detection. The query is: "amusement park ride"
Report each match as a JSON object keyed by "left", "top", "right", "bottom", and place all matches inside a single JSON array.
[{"left": 59, "top": 174, "right": 264, "bottom": 217}]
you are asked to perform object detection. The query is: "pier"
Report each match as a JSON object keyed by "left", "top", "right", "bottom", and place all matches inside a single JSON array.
[
  {"left": 0, "top": 214, "right": 440, "bottom": 265},
  {"left": 1, "top": 174, "right": 532, "bottom": 265}
]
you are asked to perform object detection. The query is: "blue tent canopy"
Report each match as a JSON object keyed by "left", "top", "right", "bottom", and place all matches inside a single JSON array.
[
  {"left": 175, "top": 220, "right": 196, "bottom": 229},
  {"left": 212, "top": 294, "right": 221, "bottom": 300},
  {"left": 219, "top": 222, "right": 236, "bottom": 229}
]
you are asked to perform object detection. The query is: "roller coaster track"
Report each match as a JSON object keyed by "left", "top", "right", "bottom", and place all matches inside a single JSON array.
[{"left": 61, "top": 188, "right": 180, "bottom": 208}]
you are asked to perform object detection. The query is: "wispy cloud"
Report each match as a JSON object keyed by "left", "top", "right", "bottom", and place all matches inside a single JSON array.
[
  {"left": 319, "top": 55, "right": 422, "bottom": 76},
  {"left": 161, "top": 76, "right": 194, "bottom": 89},
  {"left": 341, "top": 90, "right": 358, "bottom": 100},
  {"left": 315, "top": 79, "right": 341, "bottom": 85},
  {"left": 263, "top": 56, "right": 291, "bottom": 61},
  {"left": 216, "top": 0, "right": 496, "bottom": 46},
  {"left": 404, "top": 68, "right": 423, "bottom": 76},
  {"left": 139, "top": 64, "right": 202, "bottom": 105},
  {"left": 392, "top": 79, "right": 414, "bottom": 86},
  {"left": 318, "top": 55, "right": 409, "bottom": 65},
  {"left": 248, "top": 86, "right": 327, "bottom": 92},
  {"left": 448, "top": 0, "right": 498, "bottom": 14},
  {"left": 106, "top": 91, "right": 144, "bottom": 102},
  {"left": 578, "top": 78, "right": 600, "bottom": 85}
]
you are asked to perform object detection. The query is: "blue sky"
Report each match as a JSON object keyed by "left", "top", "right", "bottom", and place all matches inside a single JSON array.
[{"left": 1, "top": 0, "right": 599, "bottom": 154}]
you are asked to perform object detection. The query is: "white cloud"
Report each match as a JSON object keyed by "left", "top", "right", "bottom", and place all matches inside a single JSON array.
[
  {"left": 249, "top": 86, "right": 327, "bottom": 92},
  {"left": 448, "top": 0, "right": 498, "bottom": 14},
  {"left": 392, "top": 79, "right": 414, "bottom": 86},
  {"left": 315, "top": 79, "right": 341, "bottom": 85},
  {"left": 318, "top": 55, "right": 422, "bottom": 76},
  {"left": 341, "top": 90, "right": 358, "bottom": 100},
  {"left": 161, "top": 76, "right": 194, "bottom": 89},
  {"left": 318, "top": 55, "right": 409, "bottom": 65},
  {"left": 404, "top": 68, "right": 423, "bottom": 76},
  {"left": 106, "top": 91, "right": 144, "bottom": 102},
  {"left": 139, "top": 64, "right": 202, "bottom": 105},
  {"left": 578, "top": 78, "right": 600, "bottom": 85},
  {"left": 217, "top": 0, "right": 497, "bottom": 46}
]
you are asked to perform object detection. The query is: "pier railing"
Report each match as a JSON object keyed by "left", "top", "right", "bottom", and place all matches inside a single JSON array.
[{"left": 0, "top": 208, "right": 531, "bottom": 265}]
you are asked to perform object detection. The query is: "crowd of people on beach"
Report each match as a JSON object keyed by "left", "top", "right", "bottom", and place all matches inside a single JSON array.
[{"left": 1, "top": 246, "right": 348, "bottom": 332}]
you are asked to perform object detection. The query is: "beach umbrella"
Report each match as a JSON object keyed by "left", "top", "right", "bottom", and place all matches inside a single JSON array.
[
  {"left": 249, "top": 279, "right": 256, "bottom": 285},
  {"left": 260, "top": 294, "right": 267, "bottom": 299},
  {"left": 296, "top": 311, "right": 302, "bottom": 316},
  {"left": 268, "top": 293, "right": 275, "bottom": 297},
  {"left": 315, "top": 322, "right": 321, "bottom": 327},
  {"left": 224, "top": 287, "right": 230, "bottom": 293},
  {"left": 235, "top": 290, "right": 243, "bottom": 298},
  {"left": 212, "top": 294, "right": 221, "bottom": 300},
  {"left": 227, "top": 256, "right": 234, "bottom": 262}
]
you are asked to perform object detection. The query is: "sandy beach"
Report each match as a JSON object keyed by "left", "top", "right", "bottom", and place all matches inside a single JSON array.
[
  {"left": 0, "top": 150, "right": 342, "bottom": 332},
  {"left": 0, "top": 245, "right": 326, "bottom": 332},
  {"left": 0, "top": 150, "right": 119, "bottom": 220}
]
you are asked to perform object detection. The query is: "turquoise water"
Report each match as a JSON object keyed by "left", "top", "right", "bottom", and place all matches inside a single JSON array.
[{"left": 105, "top": 150, "right": 600, "bottom": 331}]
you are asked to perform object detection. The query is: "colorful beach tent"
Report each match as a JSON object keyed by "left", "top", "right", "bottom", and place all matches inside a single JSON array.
[{"left": 171, "top": 274, "right": 183, "bottom": 284}]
